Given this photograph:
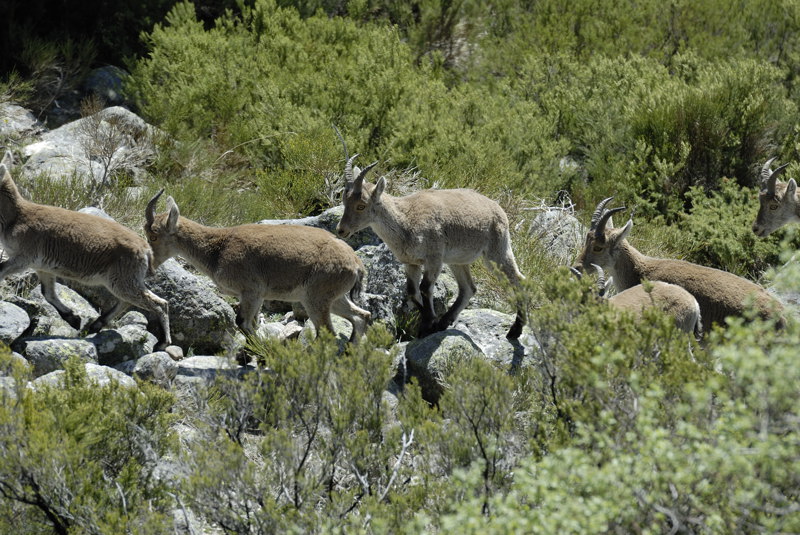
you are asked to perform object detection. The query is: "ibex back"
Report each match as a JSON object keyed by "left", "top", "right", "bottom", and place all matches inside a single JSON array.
[
  {"left": 0, "top": 157, "right": 171, "bottom": 348},
  {"left": 145, "top": 191, "right": 370, "bottom": 342}
]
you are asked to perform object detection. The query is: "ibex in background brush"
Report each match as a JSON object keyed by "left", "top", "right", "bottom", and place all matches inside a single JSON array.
[
  {"left": 575, "top": 197, "right": 783, "bottom": 328},
  {"left": 145, "top": 191, "right": 371, "bottom": 342},
  {"left": 752, "top": 157, "right": 799, "bottom": 237},
  {"left": 0, "top": 155, "right": 172, "bottom": 348},
  {"left": 580, "top": 263, "right": 703, "bottom": 338},
  {"left": 335, "top": 154, "right": 526, "bottom": 339}
]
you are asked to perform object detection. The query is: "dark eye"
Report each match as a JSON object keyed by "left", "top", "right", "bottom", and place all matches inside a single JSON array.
[
  {"left": 770, "top": 203, "right": 779, "bottom": 211},
  {"left": 592, "top": 245, "right": 603, "bottom": 253},
  {"left": 355, "top": 203, "right": 366, "bottom": 212}
]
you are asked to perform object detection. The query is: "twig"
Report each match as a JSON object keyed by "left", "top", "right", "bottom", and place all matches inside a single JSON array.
[{"left": 378, "top": 429, "right": 415, "bottom": 503}]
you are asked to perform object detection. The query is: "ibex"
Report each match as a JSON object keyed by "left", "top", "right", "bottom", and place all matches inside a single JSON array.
[
  {"left": 0, "top": 157, "right": 172, "bottom": 348},
  {"left": 335, "top": 154, "right": 526, "bottom": 339},
  {"left": 752, "top": 157, "right": 798, "bottom": 237},
  {"left": 582, "top": 264, "right": 702, "bottom": 338},
  {"left": 575, "top": 198, "right": 783, "bottom": 328},
  {"left": 145, "top": 191, "right": 371, "bottom": 342}
]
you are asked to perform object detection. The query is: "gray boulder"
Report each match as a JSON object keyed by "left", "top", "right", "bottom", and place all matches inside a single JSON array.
[
  {"left": 88, "top": 323, "right": 158, "bottom": 366},
  {"left": 176, "top": 355, "right": 244, "bottom": 382},
  {"left": 146, "top": 260, "right": 237, "bottom": 353},
  {"left": 22, "top": 106, "right": 156, "bottom": 183},
  {"left": 528, "top": 208, "right": 584, "bottom": 265},
  {"left": 356, "top": 243, "right": 457, "bottom": 330},
  {"left": 0, "top": 301, "right": 30, "bottom": 346},
  {"left": 9, "top": 280, "right": 100, "bottom": 334},
  {"left": 0, "top": 352, "right": 30, "bottom": 377},
  {"left": 117, "top": 351, "right": 179, "bottom": 388},
  {"left": 32, "top": 362, "right": 136, "bottom": 389},
  {"left": 399, "top": 330, "right": 484, "bottom": 403},
  {"left": 5, "top": 293, "right": 78, "bottom": 338},
  {"left": 0, "top": 103, "right": 41, "bottom": 138},
  {"left": 18, "top": 338, "right": 99, "bottom": 377},
  {"left": 451, "top": 309, "right": 536, "bottom": 370}
]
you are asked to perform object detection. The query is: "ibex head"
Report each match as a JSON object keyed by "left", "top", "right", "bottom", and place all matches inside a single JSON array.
[
  {"left": 336, "top": 153, "right": 380, "bottom": 238},
  {"left": 573, "top": 197, "right": 630, "bottom": 273},
  {"left": 753, "top": 157, "right": 797, "bottom": 237},
  {"left": 144, "top": 189, "right": 181, "bottom": 268}
]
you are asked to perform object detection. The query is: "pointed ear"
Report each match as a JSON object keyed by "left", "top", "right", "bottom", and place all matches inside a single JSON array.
[
  {"left": 787, "top": 178, "right": 797, "bottom": 199},
  {"left": 165, "top": 196, "right": 180, "bottom": 232},
  {"left": 613, "top": 219, "right": 633, "bottom": 245},
  {"left": 1, "top": 151, "right": 12, "bottom": 168},
  {"left": 374, "top": 176, "right": 386, "bottom": 199},
  {"left": 0, "top": 163, "right": 20, "bottom": 197}
]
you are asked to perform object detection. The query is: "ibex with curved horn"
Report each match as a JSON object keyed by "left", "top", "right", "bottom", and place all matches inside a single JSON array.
[
  {"left": 336, "top": 154, "right": 526, "bottom": 338},
  {"left": 752, "top": 157, "right": 798, "bottom": 237},
  {"left": 0, "top": 156, "right": 172, "bottom": 348},
  {"left": 145, "top": 190, "right": 371, "bottom": 342},
  {"left": 575, "top": 197, "right": 783, "bottom": 328}
]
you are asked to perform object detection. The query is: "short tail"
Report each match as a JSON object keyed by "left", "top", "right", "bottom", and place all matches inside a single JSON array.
[{"left": 350, "top": 263, "right": 366, "bottom": 301}]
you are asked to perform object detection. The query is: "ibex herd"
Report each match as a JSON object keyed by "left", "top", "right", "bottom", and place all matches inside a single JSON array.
[{"left": 0, "top": 148, "right": 790, "bottom": 354}]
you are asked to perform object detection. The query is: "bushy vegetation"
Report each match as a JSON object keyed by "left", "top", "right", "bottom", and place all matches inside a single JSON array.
[
  {"left": 1, "top": 267, "right": 798, "bottom": 533},
  {"left": 2, "top": 0, "right": 800, "bottom": 531}
]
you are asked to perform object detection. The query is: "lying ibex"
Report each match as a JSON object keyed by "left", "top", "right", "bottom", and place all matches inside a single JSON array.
[
  {"left": 752, "top": 157, "right": 798, "bottom": 237},
  {"left": 575, "top": 198, "right": 783, "bottom": 328},
  {"left": 585, "top": 264, "right": 702, "bottom": 338},
  {"left": 335, "top": 154, "right": 526, "bottom": 339},
  {"left": 145, "top": 191, "right": 371, "bottom": 342},
  {"left": 0, "top": 158, "right": 172, "bottom": 348}
]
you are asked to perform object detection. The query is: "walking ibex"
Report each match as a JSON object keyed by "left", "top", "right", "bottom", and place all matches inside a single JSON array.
[
  {"left": 752, "top": 157, "right": 798, "bottom": 237},
  {"left": 0, "top": 157, "right": 172, "bottom": 348},
  {"left": 575, "top": 198, "right": 783, "bottom": 328},
  {"left": 335, "top": 155, "right": 526, "bottom": 339},
  {"left": 145, "top": 191, "right": 371, "bottom": 342}
]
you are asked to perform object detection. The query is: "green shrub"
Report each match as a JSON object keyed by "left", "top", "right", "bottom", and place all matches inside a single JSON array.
[
  {"left": 677, "top": 178, "right": 786, "bottom": 277},
  {"left": 0, "top": 355, "right": 177, "bottom": 534}
]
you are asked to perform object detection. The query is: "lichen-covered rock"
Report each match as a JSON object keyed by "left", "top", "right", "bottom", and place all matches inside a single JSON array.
[
  {"left": 176, "top": 355, "right": 243, "bottom": 382},
  {"left": 0, "top": 352, "right": 30, "bottom": 377},
  {"left": 117, "top": 351, "right": 179, "bottom": 388},
  {"left": 528, "top": 208, "right": 584, "bottom": 265},
  {"left": 22, "top": 106, "right": 155, "bottom": 182},
  {"left": 146, "top": 259, "right": 237, "bottom": 354},
  {"left": 7, "top": 282, "right": 98, "bottom": 337},
  {"left": 88, "top": 324, "right": 158, "bottom": 366},
  {"left": 0, "top": 301, "right": 30, "bottom": 346},
  {"left": 32, "top": 362, "right": 136, "bottom": 389},
  {"left": 356, "top": 243, "right": 457, "bottom": 329},
  {"left": 18, "top": 338, "right": 99, "bottom": 377},
  {"left": 0, "top": 103, "right": 42, "bottom": 138},
  {"left": 451, "top": 309, "right": 537, "bottom": 369},
  {"left": 400, "top": 330, "right": 484, "bottom": 403}
]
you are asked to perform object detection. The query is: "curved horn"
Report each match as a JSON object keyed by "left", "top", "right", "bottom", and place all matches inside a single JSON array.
[
  {"left": 595, "top": 206, "right": 626, "bottom": 240},
  {"left": 569, "top": 266, "right": 582, "bottom": 280},
  {"left": 356, "top": 161, "right": 378, "bottom": 181},
  {"left": 345, "top": 153, "right": 360, "bottom": 184},
  {"left": 591, "top": 263, "right": 607, "bottom": 297},
  {"left": 146, "top": 189, "right": 165, "bottom": 229},
  {"left": 767, "top": 162, "right": 789, "bottom": 198},
  {"left": 760, "top": 157, "right": 777, "bottom": 186},
  {"left": 590, "top": 197, "right": 614, "bottom": 230}
]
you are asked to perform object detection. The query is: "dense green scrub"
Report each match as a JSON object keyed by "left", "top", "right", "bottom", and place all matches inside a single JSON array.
[{"left": 1, "top": 1, "right": 800, "bottom": 531}]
